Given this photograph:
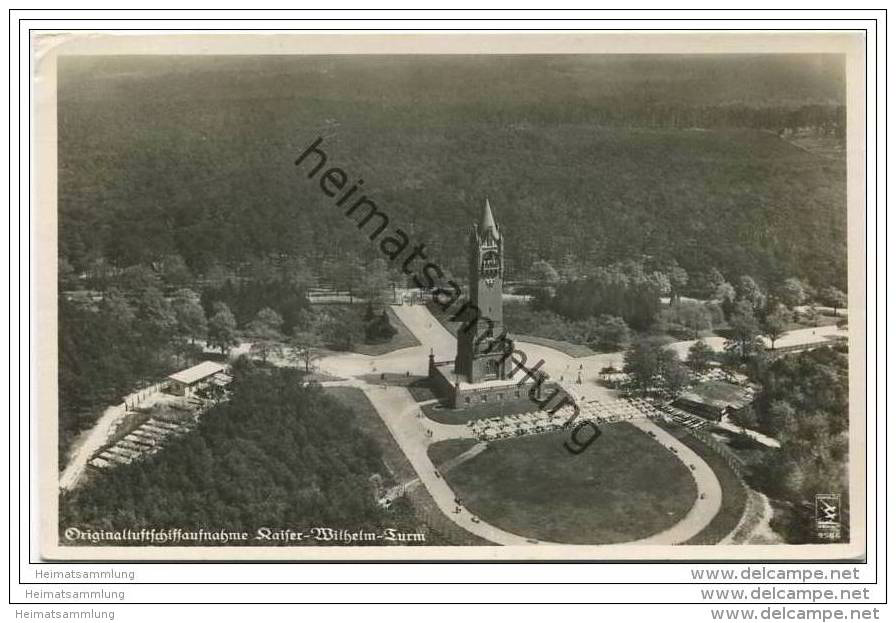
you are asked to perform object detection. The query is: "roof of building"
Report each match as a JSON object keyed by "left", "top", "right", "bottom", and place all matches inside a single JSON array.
[
  {"left": 481, "top": 198, "right": 499, "bottom": 239},
  {"left": 675, "top": 380, "right": 755, "bottom": 411},
  {"left": 168, "top": 361, "right": 227, "bottom": 385}
]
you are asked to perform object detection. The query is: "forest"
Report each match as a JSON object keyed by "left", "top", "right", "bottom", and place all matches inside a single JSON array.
[
  {"left": 58, "top": 54, "right": 847, "bottom": 292},
  {"left": 745, "top": 346, "right": 851, "bottom": 543},
  {"left": 58, "top": 255, "right": 403, "bottom": 461},
  {"left": 60, "top": 362, "right": 436, "bottom": 545}
]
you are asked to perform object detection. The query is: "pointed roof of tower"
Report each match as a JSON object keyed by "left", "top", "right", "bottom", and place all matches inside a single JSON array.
[{"left": 481, "top": 198, "right": 499, "bottom": 239}]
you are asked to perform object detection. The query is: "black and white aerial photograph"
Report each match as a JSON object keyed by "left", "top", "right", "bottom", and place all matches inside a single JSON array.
[{"left": 38, "top": 33, "right": 866, "bottom": 561}]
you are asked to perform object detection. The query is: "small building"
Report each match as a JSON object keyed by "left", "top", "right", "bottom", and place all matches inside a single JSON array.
[
  {"left": 167, "top": 361, "right": 229, "bottom": 397},
  {"left": 671, "top": 380, "right": 755, "bottom": 422}
]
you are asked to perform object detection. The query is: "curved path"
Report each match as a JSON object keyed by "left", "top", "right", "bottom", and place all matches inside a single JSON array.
[{"left": 318, "top": 303, "right": 725, "bottom": 546}]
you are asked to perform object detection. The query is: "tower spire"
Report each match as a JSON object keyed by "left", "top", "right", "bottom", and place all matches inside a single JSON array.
[{"left": 481, "top": 198, "right": 498, "bottom": 238}]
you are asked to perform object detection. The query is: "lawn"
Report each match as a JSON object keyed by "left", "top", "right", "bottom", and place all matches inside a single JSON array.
[
  {"left": 351, "top": 306, "right": 421, "bottom": 356},
  {"left": 423, "top": 395, "right": 546, "bottom": 425},
  {"left": 439, "top": 424, "right": 698, "bottom": 544},
  {"left": 356, "top": 374, "right": 437, "bottom": 402},
  {"left": 427, "top": 438, "right": 480, "bottom": 468},
  {"left": 656, "top": 421, "right": 748, "bottom": 545}
]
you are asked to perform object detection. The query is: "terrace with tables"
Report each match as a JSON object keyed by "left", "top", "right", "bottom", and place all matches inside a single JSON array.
[
  {"left": 465, "top": 397, "right": 669, "bottom": 442},
  {"left": 88, "top": 417, "right": 193, "bottom": 470}
]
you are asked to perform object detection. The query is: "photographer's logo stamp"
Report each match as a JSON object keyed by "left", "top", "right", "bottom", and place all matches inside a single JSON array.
[{"left": 815, "top": 494, "right": 841, "bottom": 540}]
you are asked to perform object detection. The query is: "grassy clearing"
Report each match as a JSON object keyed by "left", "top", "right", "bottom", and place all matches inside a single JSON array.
[
  {"left": 427, "top": 439, "right": 480, "bottom": 469},
  {"left": 351, "top": 306, "right": 421, "bottom": 357},
  {"left": 442, "top": 425, "right": 697, "bottom": 544}
]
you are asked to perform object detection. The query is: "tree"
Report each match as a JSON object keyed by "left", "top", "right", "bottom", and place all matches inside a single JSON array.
[
  {"left": 777, "top": 277, "right": 807, "bottom": 309},
  {"left": 820, "top": 286, "right": 847, "bottom": 315},
  {"left": 729, "top": 405, "right": 760, "bottom": 431},
  {"left": 360, "top": 258, "right": 390, "bottom": 310},
  {"left": 288, "top": 329, "right": 324, "bottom": 374},
  {"left": 706, "top": 267, "right": 727, "bottom": 292},
  {"left": 247, "top": 307, "right": 284, "bottom": 363},
  {"left": 136, "top": 286, "right": 177, "bottom": 340},
  {"left": 549, "top": 259, "right": 667, "bottom": 331},
  {"left": 687, "top": 339, "right": 714, "bottom": 373},
  {"left": 159, "top": 254, "right": 192, "bottom": 286},
  {"left": 803, "top": 305, "right": 821, "bottom": 327},
  {"left": 323, "top": 315, "right": 361, "bottom": 351},
  {"left": 558, "top": 253, "right": 580, "bottom": 283},
  {"left": 86, "top": 256, "right": 114, "bottom": 293},
  {"left": 365, "top": 310, "right": 398, "bottom": 343},
  {"left": 624, "top": 339, "right": 662, "bottom": 393},
  {"left": 172, "top": 288, "right": 208, "bottom": 345},
  {"left": 665, "top": 261, "right": 689, "bottom": 305},
  {"left": 99, "top": 288, "right": 136, "bottom": 325},
  {"left": 59, "top": 256, "right": 78, "bottom": 289},
  {"left": 594, "top": 315, "right": 630, "bottom": 351},
  {"left": 623, "top": 337, "right": 676, "bottom": 394},
  {"left": 762, "top": 304, "right": 790, "bottom": 350},
  {"left": 726, "top": 300, "right": 763, "bottom": 360},
  {"left": 280, "top": 257, "right": 317, "bottom": 291},
  {"left": 333, "top": 258, "right": 362, "bottom": 303},
  {"left": 207, "top": 302, "right": 239, "bottom": 356},
  {"left": 715, "top": 281, "right": 737, "bottom": 318},
  {"left": 765, "top": 400, "right": 798, "bottom": 439},
  {"left": 663, "top": 360, "right": 692, "bottom": 396},
  {"left": 530, "top": 259, "right": 560, "bottom": 284},
  {"left": 662, "top": 300, "right": 713, "bottom": 339},
  {"left": 736, "top": 275, "right": 766, "bottom": 312},
  {"left": 119, "top": 264, "right": 162, "bottom": 293}
]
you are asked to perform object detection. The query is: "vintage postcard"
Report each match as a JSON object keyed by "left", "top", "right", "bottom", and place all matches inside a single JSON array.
[{"left": 35, "top": 32, "right": 867, "bottom": 561}]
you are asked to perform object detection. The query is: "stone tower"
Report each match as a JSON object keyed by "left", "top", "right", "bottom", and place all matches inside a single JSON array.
[{"left": 454, "top": 199, "right": 514, "bottom": 383}]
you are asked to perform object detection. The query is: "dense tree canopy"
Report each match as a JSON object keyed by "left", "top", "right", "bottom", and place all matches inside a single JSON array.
[
  {"left": 58, "top": 55, "right": 846, "bottom": 292},
  {"left": 747, "top": 346, "right": 850, "bottom": 543},
  {"left": 60, "top": 364, "right": 431, "bottom": 545}
]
